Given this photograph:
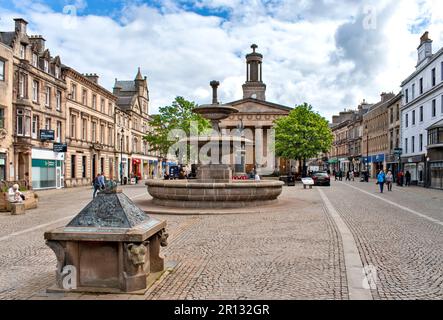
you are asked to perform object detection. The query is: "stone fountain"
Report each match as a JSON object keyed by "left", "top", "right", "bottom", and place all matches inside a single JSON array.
[{"left": 146, "top": 81, "right": 283, "bottom": 209}]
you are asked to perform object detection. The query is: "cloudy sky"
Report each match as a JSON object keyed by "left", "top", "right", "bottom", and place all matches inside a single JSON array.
[{"left": 1, "top": 0, "right": 442, "bottom": 121}]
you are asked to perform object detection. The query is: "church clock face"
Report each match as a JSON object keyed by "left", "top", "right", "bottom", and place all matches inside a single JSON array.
[{"left": 251, "top": 94, "right": 257, "bottom": 99}]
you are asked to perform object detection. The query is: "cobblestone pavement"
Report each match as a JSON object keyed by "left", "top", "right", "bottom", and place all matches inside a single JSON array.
[
  {"left": 324, "top": 180, "right": 443, "bottom": 300},
  {"left": 0, "top": 184, "right": 148, "bottom": 300},
  {"left": 1, "top": 181, "right": 441, "bottom": 300},
  {"left": 145, "top": 188, "right": 347, "bottom": 300}
]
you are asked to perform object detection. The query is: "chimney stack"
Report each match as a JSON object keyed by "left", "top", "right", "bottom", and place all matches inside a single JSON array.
[
  {"left": 84, "top": 73, "right": 99, "bottom": 84},
  {"left": 29, "top": 35, "right": 46, "bottom": 53},
  {"left": 14, "top": 18, "right": 28, "bottom": 34},
  {"left": 417, "top": 31, "right": 433, "bottom": 67}
]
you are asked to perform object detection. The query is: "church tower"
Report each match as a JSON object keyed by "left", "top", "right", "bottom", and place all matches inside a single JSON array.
[{"left": 242, "top": 44, "right": 266, "bottom": 100}]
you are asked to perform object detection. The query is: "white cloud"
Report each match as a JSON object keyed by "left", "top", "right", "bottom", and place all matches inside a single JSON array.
[{"left": 1, "top": 0, "right": 442, "bottom": 121}]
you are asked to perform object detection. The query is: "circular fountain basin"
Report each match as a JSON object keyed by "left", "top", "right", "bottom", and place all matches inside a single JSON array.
[
  {"left": 193, "top": 104, "right": 239, "bottom": 121},
  {"left": 146, "top": 180, "right": 284, "bottom": 209}
]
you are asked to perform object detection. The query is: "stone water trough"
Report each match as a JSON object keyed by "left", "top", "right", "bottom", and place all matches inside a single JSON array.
[{"left": 44, "top": 182, "right": 168, "bottom": 294}]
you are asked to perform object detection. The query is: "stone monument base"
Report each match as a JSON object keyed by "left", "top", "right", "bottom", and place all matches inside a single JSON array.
[
  {"left": 10, "top": 203, "right": 26, "bottom": 215},
  {"left": 197, "top": 164, "right": 232, "bottom": 183}
]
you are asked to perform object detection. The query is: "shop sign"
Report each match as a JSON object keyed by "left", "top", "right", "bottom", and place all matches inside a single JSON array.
[
  {"left": 32, "top": 159, "right": 56, "bottom": 168},
  {"left": 40, "top": 130, "right": 55, "bottom": 141},
  {"left": 53, "top": 143, "right": 68, "bottom": 153},
  {"left": 373, "top": 154, "right": 385, "bottom": 163}
]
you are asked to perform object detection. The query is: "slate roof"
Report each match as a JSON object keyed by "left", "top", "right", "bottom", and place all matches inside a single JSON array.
[
  {"left": 117, "top": 96, "right": 134, "bottom": 108},
  {"left": 115, "top": 80, "right": 136, "bottom": 92},
  {"left": 0, "top": 32, "right": 16, "bottom": 47}
]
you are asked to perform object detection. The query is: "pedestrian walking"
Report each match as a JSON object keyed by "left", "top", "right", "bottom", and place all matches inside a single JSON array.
[
  {"left": 349, "top": 171, "right": 355, "bottom": 181},
  {"left": 377, "top": 170, "right": 386, "bottom": 193},
  {"left": 346, "top": 171, "right": 350, "bottom": 181},
  {"left": 405, "top": 171, "right": 411, "bottom": 187},
  {"left": 93, "top": 174, "right": 101, "bottom": 198},
  {"left": 99, "top": 172, "right": 106, "bottom": 189},
  {"left": 397, "top": 170, "right": 404, "bottom": 186},
  {"left": 386, "top": 171, "right": 394, "bottom": 191}
]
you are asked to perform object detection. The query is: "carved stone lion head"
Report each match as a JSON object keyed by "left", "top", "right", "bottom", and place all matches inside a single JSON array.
[{"left": 127, "top": 243, "right": 147, "bottom": 266}]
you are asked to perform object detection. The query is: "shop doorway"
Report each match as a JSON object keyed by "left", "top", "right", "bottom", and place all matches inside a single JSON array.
[{"left": 92, "top": 154, "right": 97, "bottom": 178}]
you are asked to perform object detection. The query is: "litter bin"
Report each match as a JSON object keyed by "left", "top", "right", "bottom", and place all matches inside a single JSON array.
[{"left": 123, "top": 177, "right": 128, "bottom": 185}]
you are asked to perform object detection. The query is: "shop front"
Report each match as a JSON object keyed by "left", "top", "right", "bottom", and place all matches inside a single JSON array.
[
  {"left": 386, "top": 154, "right": 400, "bottom": 180},
  {"left": 338, "top": 158, "right": 349, "bottom": 172},
  {"left": 132, "top": 158, "right": 141, "bottom": 179},
  {"left": 349, "top": 157, "right": 361, "bottom": 173},
  {"left": 328, "top": 158, "right": 338, "bottom": 172},
  {"left": 31, "top": 148, "right": 64, "bottom": 190},
  {"left": 401, "top": 155, "right": 426, "bottom": 186},
  {"left": 148, "top": 160, "right": 158, "bottom": 178},
  {"left": 427, "top": 121, "right": 443, "bottom": 190},
  {"left": 364, "top": 154, "right": 385, "bottom": 178}
]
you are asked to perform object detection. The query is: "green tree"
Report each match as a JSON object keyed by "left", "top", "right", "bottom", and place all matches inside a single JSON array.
[
  {"left": 274, "top": 103, "right": 332, "bottom": 175},
  {"left": 144, "top": 96, "right": 210, "bottom": 162}
]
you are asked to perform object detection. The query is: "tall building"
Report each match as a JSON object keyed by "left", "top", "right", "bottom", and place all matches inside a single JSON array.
[
  {"left": 114, "top": 69, "right": 160, "bottom": 181},
  {"left": 329, "top": 102, "right": 372, "bottom": 173},
  {"left": 220, "top": 44, "right": 293, "bottom": 175},
  {"left": 63, "top": 67, "right": 117, "bottom": 187},
  {"left": 386, "top": 93, "right": 402, "bottom": 176},
  {"left": 0, "top": 40, "right": 14, "bottom": 182},
  {"left": 362, "top": 92, "right": 395, "bottom": 177},
  {"left": 1, "top": 18, "right": 67, "bottom": 189},
  {"left": 401, "top": 32, "right": 443, "bottom": 188}
]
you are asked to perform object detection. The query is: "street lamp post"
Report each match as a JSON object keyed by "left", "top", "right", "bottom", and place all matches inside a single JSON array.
[
  {"left": 120, "top": 127, "right": 124, "bottom": 186},
  {"left": 236, "top": 119, "right": 245, "bottom": 174}
]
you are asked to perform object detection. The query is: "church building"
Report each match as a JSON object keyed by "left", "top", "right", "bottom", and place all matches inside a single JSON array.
[{"left": 220, "top": 45, "right": 294, "bottom": 175}]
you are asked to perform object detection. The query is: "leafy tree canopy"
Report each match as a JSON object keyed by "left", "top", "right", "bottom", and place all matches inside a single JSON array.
[
  {"left": 274, "top": 103, "right": 332, "bottom": 161},
  {"left": 144, "top": 96, "right": 210, "bottom": 159}
]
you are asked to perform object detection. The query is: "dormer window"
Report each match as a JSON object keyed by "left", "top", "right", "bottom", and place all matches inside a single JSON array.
[
  {"left": 55, "top": 66, "right": 60, "bottom": 79},
  {"left": 20, "top": 44, "right": 26, "bottom": 59},
  {"left": 44, "top": 60, "right": 49, "bottom": 73},
  {"left": 32, "top": 53, "right": 38, "bottom": 67}
]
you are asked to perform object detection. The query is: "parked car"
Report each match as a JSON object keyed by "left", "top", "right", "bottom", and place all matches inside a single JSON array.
[{"left": 311, "top": 172, "right": 331, "bottom": 186}]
